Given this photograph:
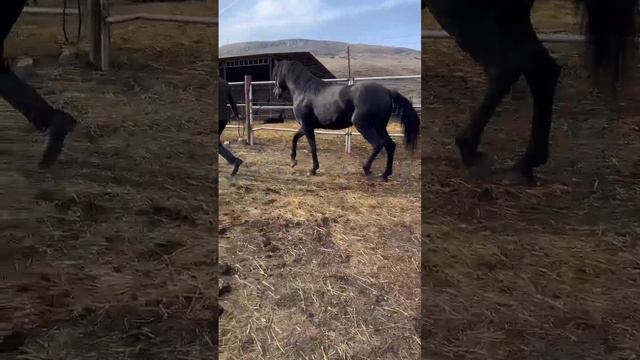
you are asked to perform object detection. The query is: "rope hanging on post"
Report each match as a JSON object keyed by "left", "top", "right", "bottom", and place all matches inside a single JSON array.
[
  {"left": 237, "top": 114, "right": 245, "bottom": 138},
  {"left": 62, "top": 0, "right": 82, "bottom": 45}
]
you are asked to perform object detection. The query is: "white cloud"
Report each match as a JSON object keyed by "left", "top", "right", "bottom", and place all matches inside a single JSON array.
[{"left": 219, "top": 0, "right": 418, "bottom": 45}]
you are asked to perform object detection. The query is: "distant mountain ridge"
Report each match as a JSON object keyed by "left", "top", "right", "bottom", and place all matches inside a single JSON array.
[{"left": 219, "top": 39, "right": 420, "bottom": 58}]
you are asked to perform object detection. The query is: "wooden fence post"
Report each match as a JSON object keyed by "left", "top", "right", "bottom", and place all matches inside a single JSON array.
[
  {"left": 346, "top": 77, "right": 355, "bottom": 153},
  {"left": 244, "top": 75, "right": 253, "bottom": 145},
  {"left": 345, "top": 128, "right": 352, "bottom": 153},
  {"left": 99, "top": 0, "right": 111, "bottom": 71},
  {"left": 87, "top": 0, "right": 110, "bottom": 70},
  {"left": 88, "top": 0, "right": 100, "bottom": 68}
]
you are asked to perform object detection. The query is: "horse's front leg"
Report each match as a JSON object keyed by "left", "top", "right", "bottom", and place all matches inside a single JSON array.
[
  {"left": 290, "top": 127, "right": 305, "bottom": 168},
  {"left": 304, "top": 127, "right": 319, "bottom": 175}
]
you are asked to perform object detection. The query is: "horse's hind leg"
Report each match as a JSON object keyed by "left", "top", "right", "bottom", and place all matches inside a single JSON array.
[
  {"left": 356, "top": 123, "right": 396, "bottom": 180},
  {"left": 511, "top": 49, "right": 561, "bottom": 183},
  {"left": 357, "top": 125, "right": 385, "bottom": 176},
  {"left": 364, "top": 143, "right": 385, "bottom": 176},
  {"left": 455, "top": 68, "right": 521, "bottom": 177},
  {"left": 446, "top": 10, "right": 527, "bottom": 178},
  {"left": 303, "top": 127, "right": 319, "bottom": 175},
  {"left": 290, "top": 127, "right": 305, "bottom": 168},
  {"left": 381, "top": 135, "right": 396, "bottom": 182}
]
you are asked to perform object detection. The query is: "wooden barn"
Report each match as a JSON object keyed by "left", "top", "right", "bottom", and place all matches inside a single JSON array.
[{"left": 219, "top": 51, "right": 335, "bottom": 83}]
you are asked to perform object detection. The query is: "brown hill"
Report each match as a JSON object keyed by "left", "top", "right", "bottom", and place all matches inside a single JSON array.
[{"left": 219, "top": 39, "right": 421, "bottom": 77}]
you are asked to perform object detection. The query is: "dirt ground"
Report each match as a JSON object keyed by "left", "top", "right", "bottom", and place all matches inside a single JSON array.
[
  {"left": 218, "top": 113, "right": 421, "bottom": 356},
  {"left": 423, "top": 2, "right": 640, "bottom": 359},
  {"left": 2, "top": 1, "right": 217, "bottom": 359}
]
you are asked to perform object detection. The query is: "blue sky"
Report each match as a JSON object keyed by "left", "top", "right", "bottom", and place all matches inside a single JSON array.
[{"left": 219, "top": 0, "right": 421, "bottom": 50}]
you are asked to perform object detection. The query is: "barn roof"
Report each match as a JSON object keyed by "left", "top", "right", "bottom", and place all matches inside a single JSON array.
[{"left": 219, "top": 51, "right": 335, "bottom": 79}]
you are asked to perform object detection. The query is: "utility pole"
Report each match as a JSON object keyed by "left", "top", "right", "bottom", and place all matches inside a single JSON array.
[
  {"left": 346, "top": 45, "right": 353, "bottom": 154},
  {"left": 347, "top": 46, "right": 351, "bottom": 83}
]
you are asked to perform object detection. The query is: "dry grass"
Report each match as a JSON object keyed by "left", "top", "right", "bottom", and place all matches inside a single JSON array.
[
  {"left": 319, "top": 57, "right": 421, "bottom": 78},
  {"left": 219, "top": 119, "right": 421, "bottom": 359},
  {"left": 318, "top": 57, "right": 421, "bottom": 102},
  {"left": 1, "top": 1, "right": 217, "bottom": 359},
  {"left": 423, "top": 2, "right": 640, "bottom": 359}
]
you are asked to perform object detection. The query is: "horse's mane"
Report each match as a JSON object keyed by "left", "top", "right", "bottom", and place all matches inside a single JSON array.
[{"left": 274, "top": 60, "right": 328, "bottom": 94}]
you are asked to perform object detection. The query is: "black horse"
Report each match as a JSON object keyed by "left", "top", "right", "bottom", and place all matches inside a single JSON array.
[
  {"left": 263, "top": 109, "right": 286, "bottom": 124},
  {"left": 423, "top": 0, "right": 638, "bottom": 183},
  {"left": 1, "top": 0, "right": 76, "bottom": 169},
  {"left": 272, "top": 60, "right": 420, "bottom": 181},
  {"left": 219, "top": 77, "right": 243, "bottom": 176}
]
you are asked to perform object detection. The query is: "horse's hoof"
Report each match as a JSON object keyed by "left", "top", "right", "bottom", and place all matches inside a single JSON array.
[
  {"left": 466, "top": 152, "right": 493, "bottom": 180},
  {"left": 498, "top": 167, "right": 536, "bottom": 186},
  {"left": 290, "top": 159, "right": 298, "bottom": 168},
  {"left": 231, "top": 159, "right": 243, "bottom": 176},
  {"left": 381, "top": 175, "right": 390, "bottom": 182},
  {"left": 39, "top": 110, "right": 76, "bottom": 170},
  {"left": 308, "top": 169, "right": 317, "bottom": 176},
  {"left": 362, "top": 167, "right": 372, "bottom": 177}
]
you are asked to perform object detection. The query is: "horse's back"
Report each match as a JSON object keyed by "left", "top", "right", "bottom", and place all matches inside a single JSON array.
[
  {"left": 351, "top": 82, "right": 392, "bottom": 113},
  {"left": 297, "top": 82, "right": 393, "bottom": 129},
  {"left": 426, "top": 0, "right": 537, "bottom": 68}
]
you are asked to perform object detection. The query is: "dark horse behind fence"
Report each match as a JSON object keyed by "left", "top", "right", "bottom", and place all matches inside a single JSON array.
[
  {"left": 423, "top": 0, "right": 638, "bottom": 184},
  {"left": 263, "top": 109, "right": 286, "bottom": 124},
  {"left": 272, "top": 60, "right": 420, "bottom": 181}
]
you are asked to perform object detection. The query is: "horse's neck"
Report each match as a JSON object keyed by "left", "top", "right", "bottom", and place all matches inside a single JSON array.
[{"left": 288, "top": 74, "right": 325, "bottom": 95}]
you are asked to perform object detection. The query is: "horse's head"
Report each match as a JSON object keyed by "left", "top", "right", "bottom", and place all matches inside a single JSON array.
[{"left": 272, "top": 60, "right": 288, "bottom": 99}]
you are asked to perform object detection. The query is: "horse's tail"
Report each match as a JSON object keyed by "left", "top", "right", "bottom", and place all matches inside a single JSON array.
[
  {"left": 574, "top": 0, "right": 638, "bottom": 87},
  {"left": 389, "top": 90, "right": 420, "bottom": 153}
]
